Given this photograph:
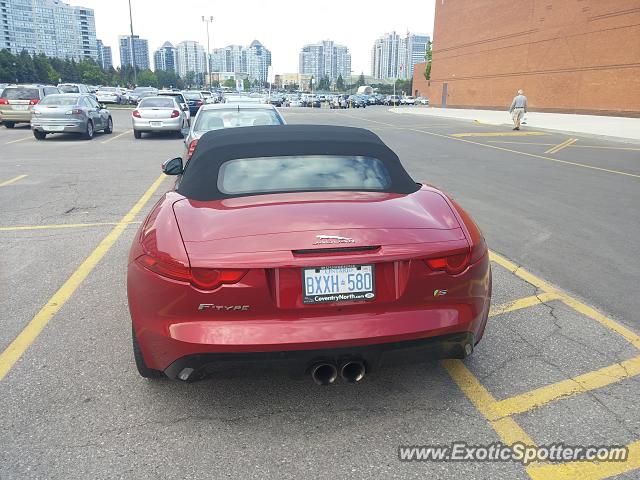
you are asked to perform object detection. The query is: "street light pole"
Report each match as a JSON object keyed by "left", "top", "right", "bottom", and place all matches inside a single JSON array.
[
  {"left": 128, "top": 0, "right": 137, "bottom": 86},
  {"left": 202, "top": 16, "right": 213, "bottom": 91}
]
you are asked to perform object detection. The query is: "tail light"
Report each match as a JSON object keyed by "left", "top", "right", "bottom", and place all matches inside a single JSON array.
[
  {"left": 425, "top": 253, "right": 470, "bottom": 275},
  {"left": 137, "top": 254, "right": 192, "bottom": 283},
  {"left": 186, "top": 139, "right": 198, "bottom": 160},
  {"left": 196, "top": 100, "right": 203, "bottom": 106},
  {"left": 132, "top": 110, "right": 141, "bottom": 118},
  {"left": 29, "top": 99, "right": 39, "bottom": 105},
  {"left": 136, "top": 255, "right": 247, "bottom": 291},
  {"left": 0, "top": 98, "right": 8, "bottom": 105},
  {"left": 191, "top": 268, "right": 248, "bottom": 290},
  {"left": 65, "top": 108, "right": 83, "bottom": 115},
  {"left": 170, "top": 109, "right": 180, "bottom": 118},
  {"left": 135, "top": 206, "right": 247, "bottom": 291}
]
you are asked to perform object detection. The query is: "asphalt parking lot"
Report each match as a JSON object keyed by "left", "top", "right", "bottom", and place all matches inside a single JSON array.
[{"left": 1, "top": 107, "right": 639, "bottom": 479}]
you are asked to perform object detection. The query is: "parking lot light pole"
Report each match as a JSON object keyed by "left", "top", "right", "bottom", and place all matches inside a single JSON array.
[
  {"left": 128, "top": 0, "right": 137, "bottom": 86},
  {"left": 202, "top": 16, "right": 213, "bottom": 91}
]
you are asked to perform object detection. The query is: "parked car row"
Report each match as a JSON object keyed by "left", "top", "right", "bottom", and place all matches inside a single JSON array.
[{"left": 0, "top": 83, "right": 114, "bottom": 139}]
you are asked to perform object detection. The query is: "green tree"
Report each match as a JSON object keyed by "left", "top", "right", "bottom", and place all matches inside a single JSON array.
[
  {"left": 136, "top": 69, "right": 158, "bottom": 88},
  {"left": 316, "top": 76, "right": 330, "bottom": 91},
  {"left": 16, "top": 50, "right": 36, "bottom": 83},
  {"left": 424, "top": 40, "right": 432, "bottom": 80},
  {"left": 223, "top": 78, "right": 235, "bottom": 88},
  {"left": 183, "top": 71, "right": 195, "bottom": 87},
  {"left": 243, "top": 78, "right": 251, "bottom": 91},
  {"left": 156, "top": 69, "right": 179, "bottom": 89},
  {"left": 336, "top": 74, "right": 345, "bottom": 91},
  {"left": 356, "top": 73, "right": 366, "bottom": 87}
]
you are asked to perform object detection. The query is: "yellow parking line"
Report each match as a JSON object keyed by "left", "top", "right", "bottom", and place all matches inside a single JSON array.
[
  {"left": 488, "top": 141, "right": 640, "bottom": 151},
  {"left": 561, "top": 296, "right": 640, "bottom": 350},
  {"left": 0, "top": 221, "right": 141, "bottom": 232},
  {"left": 101, "top": 129, "right": 132, "bottom": 144},
  {"left": 441, "top": 359, "right": 536, "bottom": 444},
  {"left": 489, "top": 292, "right": 561, "bottom": 317},
  {"left": 4, "top": 136, "right": 32, "bottom": 145},
  {"left": 0, "top": 173, "right": 165, "bottom": 381},
  {"left": 450, "top": 132, "right": 549, "bottom": 138},
  {"left": 407, "top": 128, "right": 640, "bottom": 179},
  {"left": 493, "top": 356, "right": 640, "bottom": 417},
  {"left": 545, "top": 138, "right": 577, "bottom": 154},
  {"left": 489, "top": 251, "right": 559, "bottom": 292},
  {"left": 0, "top": 174, "right": 27, "bottom": 187},
  {"left": 490, "top": 250, "right": 640, "bottom": 350},
  {"left": 527, "top": 439, "right": 640, "bottom": 480},
  {"left": 544, "top": 138, "right": 573, "bottom": 154}
]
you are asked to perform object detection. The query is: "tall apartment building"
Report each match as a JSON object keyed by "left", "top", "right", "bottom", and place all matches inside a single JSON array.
[
  {"left": 246, "top": 40, "right": 271, "bottom": 83},
  {"left": 175, "top": 40, "right": 206, "bottom": 78},
  {"left": 209, "top": 40, "right": 272, "bottom": 83},
  {"left": 1, "top": 0, "right": 98, "bottom": 60},
  {"left": 119, "top": 34, "right": 149, "bottom": 71},
  {"left": 153, "top": 41, "right": 176, "bottom": 72},
  {"left": 371, "top": 32, "right": 430, "bottom": 80},
  {"left": 96, "top": 39, "right": 112, "bottom": 69},
  {"left": 298, "top": 40, "right": 351, "bottom": 82}
]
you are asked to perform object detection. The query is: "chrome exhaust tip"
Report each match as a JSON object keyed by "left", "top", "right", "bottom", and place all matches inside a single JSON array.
[
  {"left": 340, "top": 360, "right": 366, "bottom": 383},
  {"left": 311, "top": 363, "right": 338, "bottom": 386}
]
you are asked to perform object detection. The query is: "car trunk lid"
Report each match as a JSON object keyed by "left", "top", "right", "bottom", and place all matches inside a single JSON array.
[{"left": 172, "top": 190, "right": 468, "bottom": 268}]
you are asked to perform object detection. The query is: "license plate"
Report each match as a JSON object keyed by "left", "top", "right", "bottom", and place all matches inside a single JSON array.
[
  {"left": 43, "top": 125, "right": 64, "bottom": 132},
  {"left": 149, "top": 121, "right": 163, "bottom": 127},
  {"left": 303, "top": 264, "right": 375, "bottom": 304},
  {"left": 12, "top": 105, "right": 28, "bottom": 110}
]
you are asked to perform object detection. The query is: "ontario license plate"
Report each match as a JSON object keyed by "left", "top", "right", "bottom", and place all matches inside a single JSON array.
[
  {"left": 150, "top": 121, "right": 162, "bottom": 127},
  {"left": 302, "top": 264, "right": 375, "bottom": 304},
  {"left": 43, "top": 125, "right": 64, "bottom": 131},
  {"left": 12, "top": 105, "right": 28, "bottom": 110}
]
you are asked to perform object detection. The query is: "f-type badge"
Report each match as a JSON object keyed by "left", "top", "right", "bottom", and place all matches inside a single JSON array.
[{"left": 313, "top": 235, "right": 355, "bottom": 245}]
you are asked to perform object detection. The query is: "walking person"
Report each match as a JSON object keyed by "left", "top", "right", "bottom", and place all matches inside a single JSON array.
[{"left": 509, "top": 89, "right": 528, "bottom": 130}]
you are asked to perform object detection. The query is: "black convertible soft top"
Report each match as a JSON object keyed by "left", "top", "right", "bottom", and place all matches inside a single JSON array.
[{"left": 177, "top": 125, "right": 419, "bottom": 201}]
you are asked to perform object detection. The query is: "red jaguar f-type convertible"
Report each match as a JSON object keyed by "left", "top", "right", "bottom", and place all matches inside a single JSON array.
[{"left": 127, "top": 125, "right": 491, "bottom": 384}]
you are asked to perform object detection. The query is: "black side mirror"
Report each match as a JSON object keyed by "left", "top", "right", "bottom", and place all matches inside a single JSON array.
[{"left": 162, "top": 157, "right": 183, "bottom": 175}]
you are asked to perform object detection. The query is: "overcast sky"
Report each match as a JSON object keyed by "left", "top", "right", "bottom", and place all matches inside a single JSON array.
[{"left": 78, "top": 0, "right": 435, "bottom": 75}]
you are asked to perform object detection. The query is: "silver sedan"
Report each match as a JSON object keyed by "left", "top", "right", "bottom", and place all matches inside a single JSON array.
[
  {"left": 132, "top": 96, "right": 189, "bottom": 139},
  {"left": 183, "top": 103, "right": 285, "bottom": 160},
  {"left": 31, "top": 93, "right": 113, "bottom": 140}
]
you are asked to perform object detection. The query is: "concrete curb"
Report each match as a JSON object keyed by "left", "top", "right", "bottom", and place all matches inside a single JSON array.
[{"left": 388, "top": 107, "right": 640, "bottom": 144}]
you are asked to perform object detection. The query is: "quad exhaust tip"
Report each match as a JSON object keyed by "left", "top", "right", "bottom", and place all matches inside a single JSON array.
[{"left": 311, "top": 363, "right": 338, "bottom": 386}]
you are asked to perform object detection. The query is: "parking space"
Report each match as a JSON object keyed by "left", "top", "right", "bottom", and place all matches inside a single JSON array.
[{"left": 1, "top": 107, "right": 639, "bottom": 479}]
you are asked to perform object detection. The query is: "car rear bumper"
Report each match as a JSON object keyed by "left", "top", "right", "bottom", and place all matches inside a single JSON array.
[
  {"left": 163, "top": 331, "right": 477, "bottom": 381},
  {"left": 31, "top": 119, "right": 85, "bottom": 133},
  {"left": 1, "top": 110, "right": 32, "bottom": 123},
  {"left": 129, "top": 257, "right": 491, "bottom": 373},
  {"left": 132, "top": 117, "right": 182, "bottom": 131}
]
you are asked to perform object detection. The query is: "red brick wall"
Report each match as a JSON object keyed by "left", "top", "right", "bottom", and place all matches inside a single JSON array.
[{"left": 413, "top": 0, "right": 640, "bottom": 115}]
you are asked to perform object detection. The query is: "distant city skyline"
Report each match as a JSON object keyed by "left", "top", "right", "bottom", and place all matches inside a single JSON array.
[{"left": 70, "top": 0, "right": 436, "bottom": 75}]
